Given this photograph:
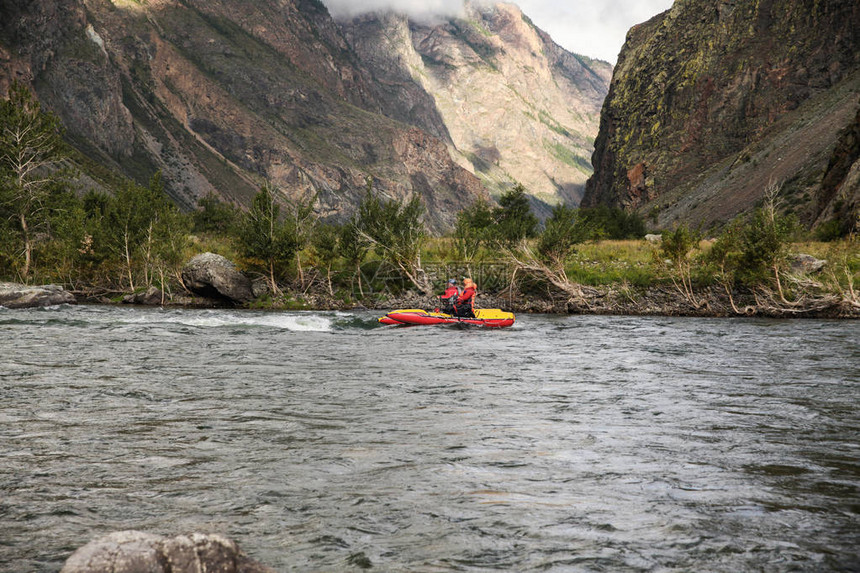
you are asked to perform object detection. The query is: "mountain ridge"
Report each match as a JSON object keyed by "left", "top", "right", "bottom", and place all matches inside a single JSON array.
[
  {"left": 0, "top": 0, "right": 610, "bottom": 231},
  {"left": 340, "top": 3, "right": 611, "bottom": 211}
]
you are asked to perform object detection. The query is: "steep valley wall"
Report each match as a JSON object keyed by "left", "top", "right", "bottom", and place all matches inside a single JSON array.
[{"left": 583, "top": 0, "right": 860, "bottom": 232}]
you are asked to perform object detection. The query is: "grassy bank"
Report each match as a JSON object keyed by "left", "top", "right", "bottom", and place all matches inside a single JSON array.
[{"left": 135, "top": 236, "right": 860, "bottom": 318}]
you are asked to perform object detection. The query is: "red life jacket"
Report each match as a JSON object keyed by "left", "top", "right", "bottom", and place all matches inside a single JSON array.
[
  {"left": 442, "top": 286, "right": 459, "bottom": 300},
  {"left": 455, "top": 286, "right": 476, "bottom": 308}
]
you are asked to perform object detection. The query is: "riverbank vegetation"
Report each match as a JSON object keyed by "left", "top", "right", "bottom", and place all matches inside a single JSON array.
[{"left": 1, "top": 83, "right": 858, "bottom": 317}]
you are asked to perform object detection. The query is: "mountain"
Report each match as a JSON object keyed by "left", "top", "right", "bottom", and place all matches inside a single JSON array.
[
  {"left": 339, "top": 3, "right": 612, "bottom": 212},
  {"left": 0, "top": 0, "right": 610, "bottom": 231},
  {"left": 582, "top": 0, "right": 860, "bottom": 232},
  {"left": 0, "top": 0, "right": 485, "bottom": 232}
]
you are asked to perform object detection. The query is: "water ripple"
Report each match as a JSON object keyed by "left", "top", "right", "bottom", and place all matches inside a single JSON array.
[{"left": 0, "top": 307, "right": 858, "bottom": 571}]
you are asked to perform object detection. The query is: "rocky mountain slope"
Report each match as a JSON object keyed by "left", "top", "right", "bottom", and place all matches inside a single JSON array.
[
  {"left": 340, "top": 3, "right": 611, "bottom": 210},
  {"left": 0, "top": 0, "right": 610, "bottom": 231},
  {"left": 583, "top": 0, "right": 860, "bottom": 232},
  {"left": 0, "top": 0, "right": 488, "bottom": 231}
]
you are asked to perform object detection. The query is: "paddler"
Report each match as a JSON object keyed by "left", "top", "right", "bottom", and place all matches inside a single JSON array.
[
  {"left": 453, "top": 277, "right": 477, "bottom": 318},
  {"left": 439, "top": 278, "right": 460, "bottom": 314}
]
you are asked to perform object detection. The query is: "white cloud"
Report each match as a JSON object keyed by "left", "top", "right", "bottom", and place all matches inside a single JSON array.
[
  {"left": 517, "top": 0, "right": 674, "bottom": 62},
  {"left": 320, "top": 0, "right": 675, "bottom": 63},
  {"left": 323, "top": 0, "right": 466, "bottom": 21}
]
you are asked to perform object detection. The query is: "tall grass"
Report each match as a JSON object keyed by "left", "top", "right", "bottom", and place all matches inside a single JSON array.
[
  {"left": 416, "top": 238, "right": 858, "bottom": 291},
  {"left": 565, "top": 240, "right": 659, "bottom": 286}
]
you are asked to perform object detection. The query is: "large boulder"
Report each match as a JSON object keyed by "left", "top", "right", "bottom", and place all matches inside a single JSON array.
[
  {"left": 61, "top": 531, "right": 275, "bottom": 573},
  {"left": 0, "top": 282, "right": 76, "bottom": 308},
  {"left": 181, "top": 252, "right": 253, "bottom": 304}
]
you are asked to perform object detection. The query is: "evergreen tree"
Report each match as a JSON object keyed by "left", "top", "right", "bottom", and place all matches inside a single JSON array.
[
  {"left": 356, "top": 180, "right": 428, "bottom": 293},
  {"left": 579, "top": 205, "right": 646, "bottom": 240},
  {"left": 339, "top": 215, "right": 371, "bottom": 297},
  {"left": 310, "top": 222, "right": 340, "bottom": 296},
  {"left": 146, "top": 174, "right": 191, "bottom": 290},
  {"left": 100, "top": 172, "right": 189, "bottom": 290},
  {"left": 537, "top": 204, "right": 592, "bottom": 267},
  {"left": 739, "top": 198, "right": 798, "bottom": 285},
  {"left": 239, "top": 184, "right": 299, "bottom": 294},
  {"left": 193, "top": 193, "right": 240, "bottom": 235},
  {"left": 0, "top": 81, "right": 65, "bottom": 279},
  {"left": 104, "top": 175, "right": 157, "bottom": 289},
  {"left": 494, "top": 183, "right": 538, "bottom": 246},
  {"left": 658, "top": 224, "right": 705, "bottom": 308},
  {"left": 32, "top": 182, "right": 89, "bottom": 283},
  {"left": 453, "top": 198, "right": 495, "bottom": 261}
]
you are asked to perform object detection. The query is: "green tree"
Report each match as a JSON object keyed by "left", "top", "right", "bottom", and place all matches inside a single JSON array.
[
  {"left": 73, "top": 189, "right": 113, "bottom": 283},
  {"left": 704, "top": 184, "right": 803, "bottom": 310},
  {"left": 339, "top": 215, "right": 371, "bottom": 297},
  {"left": 100, "top": 172, "right": 189, "bottom": 290},
  {"left": 239, "top": 184, "right": 299, "bottom": 294},
  {"left": 110, "top": 175, "right": 143, "bottom": 288},
  {"left": 31, "top": 182, "right": 89, "bottom": 284},
  {"left": 357, "top": 180, "right": 429, "bottom": 293},
  {"left": 453, "top": 198, "right": 495, "bottom": 261},
  {"left": 310, "top": 222, "right": 340, "bottom": 296},
  {"left": 537, "top": 204, "right": 593, "bottom": 267},
  {"left": 493, "top": 183, "right": 538, "bottom": 246},
  {"left": 579, "top": 205, "right": 646, "bottom": 240},
  {"left": 498, "top": 204, "right": 592, "bottom": 302},
  {"left": 738, "top": 185, "right": 798, "bottom": 290},
  {"left": 147, "top": 175, "right": 191, "bottom": 291},
  {"left": 0, "top": 81, "right": 65, "bottom": 279},
  {"left": 284, "top": 191, "right": 317, "bottom": 290},
  {"left": 659, "top": 224, "right": 705, "bottom": 309},
  {"left": 102, "top": 181, "right": 150, "bottom": 289},
  {"left": 193, "top": 193, "right": 241, "bottom": 235},
  {"left": 704, "top": 219, "right": 746, "bottom": 313}
]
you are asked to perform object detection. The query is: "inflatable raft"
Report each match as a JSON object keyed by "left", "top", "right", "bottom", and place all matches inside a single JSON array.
[{"left": 378, "top": 308, "right": 515, "bottom": 328}]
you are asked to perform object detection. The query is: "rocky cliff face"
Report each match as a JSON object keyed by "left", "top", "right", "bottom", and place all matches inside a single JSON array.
[
  {"left": 0, "top": 0, "right": 609, "bottom": 231},
  {"left": 0, "top": 0, "right": 490, "bottom": 231},
  {"left": 583, "top": 0, "right": 860, "bottom": 231},
  {"left": 0, "top": 0, "right": 134, "bottom": 157},
  {"left": 341, "top": 3, "right": 612, "bottom": 210}
]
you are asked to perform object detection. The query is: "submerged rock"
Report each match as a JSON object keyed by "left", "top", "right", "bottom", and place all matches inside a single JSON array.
[
  {"left": 61, "top": 531, "right": 275, "bottom": 573},
  {"left": 0, "top": 282, "right": 76, "bottom": 309},
  {"left": 181, "top": 252, "right": 253, "bottom": 304}
]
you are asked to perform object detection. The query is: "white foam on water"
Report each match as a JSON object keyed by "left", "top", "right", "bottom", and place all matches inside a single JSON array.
[
  {"left": 244, "top": 313, "right": 334, "bottom": 332},
  {"left": 113, "top": 309, "right": 335, "bottom": 332}
]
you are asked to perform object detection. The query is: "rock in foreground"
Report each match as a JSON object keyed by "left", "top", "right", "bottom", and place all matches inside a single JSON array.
[
  {"left": 61, "top": 531, "right": 275, "bottom": 573},
  {"left": 181, "top": 252, "right": 254, "bottom": 305},
  {"left": 0, "top": 282, "right": 76, "bottom": 309}
]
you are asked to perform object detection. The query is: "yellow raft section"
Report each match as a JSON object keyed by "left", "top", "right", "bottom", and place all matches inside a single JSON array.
[
  {"left": 386, "top": 309, "right": 515, "bottom": 320},
  {"left": 472, "top": 309, "right": 515, "bottom": 320}
]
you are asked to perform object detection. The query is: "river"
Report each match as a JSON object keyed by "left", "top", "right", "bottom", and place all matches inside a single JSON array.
[{"left": 1, "top": 305, "right": 858, "bottom": 572}]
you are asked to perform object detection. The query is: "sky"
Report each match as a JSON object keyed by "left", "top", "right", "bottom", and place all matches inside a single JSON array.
[{"left": 321, "top": 0, "right": 675, "bottom": 64}]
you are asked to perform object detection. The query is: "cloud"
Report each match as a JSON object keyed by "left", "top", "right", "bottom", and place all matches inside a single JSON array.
[
  {"left": 320, "top": 0, "right": 674, "bottom": 63},
  {"left": 516, "top": 0, "right": 673, "bottom": 62},
  {"left": 323, "top": 0, "right": 467, "bottom": 21}
]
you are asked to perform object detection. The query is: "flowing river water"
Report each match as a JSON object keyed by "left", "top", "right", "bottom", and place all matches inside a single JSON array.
[{"left": 1, "top": 305, "right": 858, "bottom": 572}]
